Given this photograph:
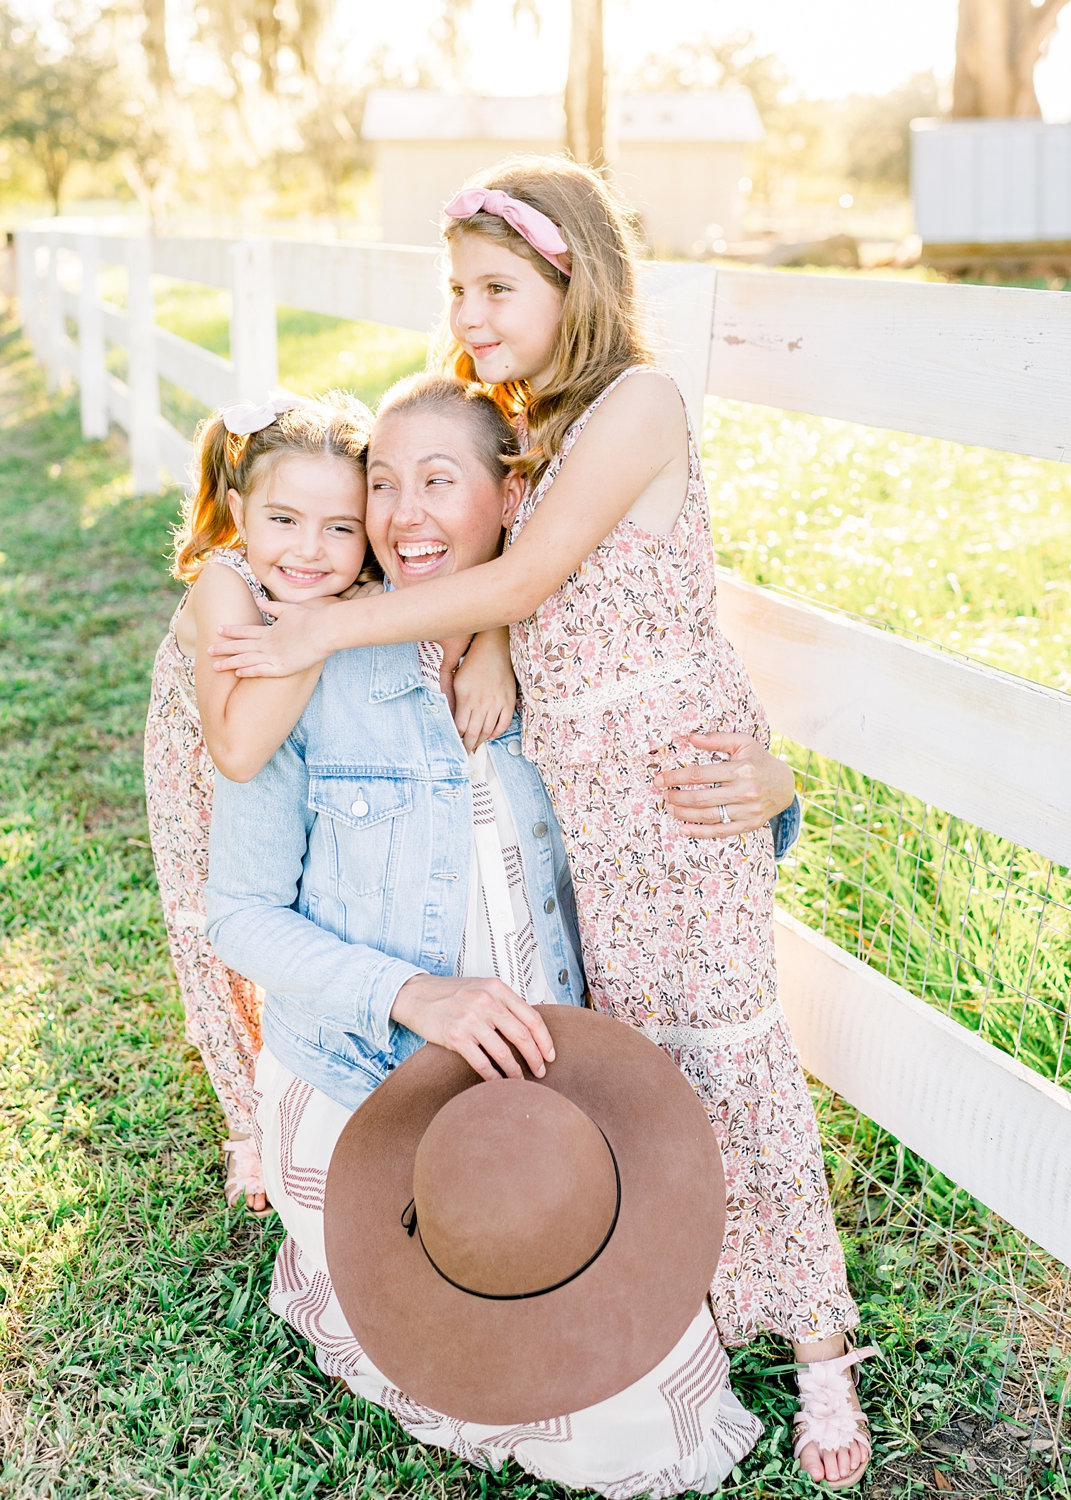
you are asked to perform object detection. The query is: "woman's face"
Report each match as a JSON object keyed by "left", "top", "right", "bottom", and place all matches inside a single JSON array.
[{"left": 365, "top": 408, "right": 523, "bottom": 588}]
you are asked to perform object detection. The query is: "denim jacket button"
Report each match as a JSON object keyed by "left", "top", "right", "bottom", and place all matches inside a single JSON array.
[
  {"left": 532, "top": 821, "right": 548, "bottom": 837},
  {"left": 558, "top": 968, "right": 569, "bottom": 985},
  {"left": 507, "top": 740, "right": 522, "bottom": 756},
  {"left": 350, "top": 797, "right": 369, "bottom": 817},
  {"left": 543, "top": 896, "right": 556, "bottom": 914}
]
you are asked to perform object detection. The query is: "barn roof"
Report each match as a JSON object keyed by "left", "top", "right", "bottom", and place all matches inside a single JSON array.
[{"left": 362, "top": 89, "right": 763, "bottom": 144}]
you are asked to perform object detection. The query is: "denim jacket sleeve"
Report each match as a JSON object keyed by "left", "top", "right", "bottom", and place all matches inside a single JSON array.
[
  {"left": 204, "top": 733, "right": 423, "bottom": 1054},
  {"left": 771, "top": 793, "right": 802, "bottom": 862}
]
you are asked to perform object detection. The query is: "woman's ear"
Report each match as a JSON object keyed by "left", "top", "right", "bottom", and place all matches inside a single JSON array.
[
  {"left": 227, "top": 487, "right": 246, "bottom": 540},
  {"left": 501, "top": 472, "right": 525, "bottom": 530}
]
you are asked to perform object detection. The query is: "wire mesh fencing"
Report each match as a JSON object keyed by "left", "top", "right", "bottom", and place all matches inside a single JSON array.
[{"left": 773, "top": 727, "right": 1071, "bottom": 1461}]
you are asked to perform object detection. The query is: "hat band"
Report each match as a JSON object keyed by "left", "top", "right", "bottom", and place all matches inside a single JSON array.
[{"left": 400, "top": 1129, "right": 622, "bottom": 1302}]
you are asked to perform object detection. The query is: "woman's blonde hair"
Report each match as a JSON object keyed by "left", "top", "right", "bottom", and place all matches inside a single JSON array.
[
  {"left": 436, "top": 155, "right": 653, "bottom": 483},
  {"left": 173, "top": 392, "right": 376, "bottom": 583},
  {"left": 375, "top": 372, "right": 519, "bottom": 481}
]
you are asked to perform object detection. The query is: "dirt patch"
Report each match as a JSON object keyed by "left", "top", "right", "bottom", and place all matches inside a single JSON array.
[{"left": 868, "top": 1417, "right": 1063, "bottom": 1497}]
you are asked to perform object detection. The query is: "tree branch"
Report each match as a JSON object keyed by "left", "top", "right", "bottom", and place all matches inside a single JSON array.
[{"left": 1018, "top": 0, "right": 1071, "bottom": 60}]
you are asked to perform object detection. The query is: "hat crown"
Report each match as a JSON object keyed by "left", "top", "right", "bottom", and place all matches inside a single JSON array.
[{"left": 412, "top": 1079, "right": 618, "bottom": 1299}]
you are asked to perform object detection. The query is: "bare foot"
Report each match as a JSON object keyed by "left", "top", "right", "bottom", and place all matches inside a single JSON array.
[{"left": 792, "top": 1333, "right": 871, "bottom": 1487}]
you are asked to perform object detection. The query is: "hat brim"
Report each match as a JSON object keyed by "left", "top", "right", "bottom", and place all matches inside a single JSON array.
[{"left": 324, "top": 1006, "right": 724, "bottom": 1424}]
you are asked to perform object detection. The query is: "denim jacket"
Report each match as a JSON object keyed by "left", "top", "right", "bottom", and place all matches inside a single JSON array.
[
  {"left": 772, "top": 795, "right": 801, "bottom": 862},
  {"left": 205, "top": 643, "right": 587, "bottom": 1112}
]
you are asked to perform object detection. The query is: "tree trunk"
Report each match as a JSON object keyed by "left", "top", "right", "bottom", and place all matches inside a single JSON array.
[
  {"left": 42, "top": 149, "right": 68, "bottom": 215},
  {"left": 951, "top": 0, "right": 1070, "bottom": 116},
  {"left": 565, "top": 0, "right": 605, "bottom": 167},
  {"left": 142, "top": 0, "right": 171, "bottom": 96}
]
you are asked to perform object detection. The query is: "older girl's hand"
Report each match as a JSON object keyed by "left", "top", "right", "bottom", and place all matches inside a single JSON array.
[
  {"left": 453, "top": 628, "right": 517, "bottom": 752},
  {"left": 208, "top": 597, "right": 341, "bottom": 677},
  {"left": 655, "top": 732, "right": 795, "bottom": 839}
]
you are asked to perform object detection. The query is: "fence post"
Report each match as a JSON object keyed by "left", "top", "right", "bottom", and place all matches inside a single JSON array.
[
  {"left": 15, "top": 230, "right": 40, "bottom": 360},
  {"left": 126, "top": 235, "right": 160, "bottom": 494},
  {"left": 639, "top": 262, "right": 718, "bottom": 431},
  {"left": 229, "top": 239, "right": 278, "bottom": 402},
  {"left": 77, "top": 234, "right": 107, "bottom": 441},
  {"left": 43, "top": 233, "right": 70, "bottom": 393}
]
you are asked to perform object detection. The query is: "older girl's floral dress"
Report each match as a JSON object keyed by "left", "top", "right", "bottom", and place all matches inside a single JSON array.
[
  {"left": 508, "top": 368, "right": 858, "bottom": 1347},
  {"left": 144, "top": 550, "right": 265, "bottom": 1144}
]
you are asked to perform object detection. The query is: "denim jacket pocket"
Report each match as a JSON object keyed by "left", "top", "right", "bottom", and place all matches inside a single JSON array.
[{"left": 307, "top": 773, "right": 414, "bottom": 899}]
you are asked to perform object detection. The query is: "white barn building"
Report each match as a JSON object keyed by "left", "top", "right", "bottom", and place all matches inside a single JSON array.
[{"left": 361, "top": 89, "right": 763, "bottom": 255}]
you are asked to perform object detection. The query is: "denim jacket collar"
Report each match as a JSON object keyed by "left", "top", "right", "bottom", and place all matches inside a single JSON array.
[{"left": 368, "top": 645, "right": 422, "bottom": 703}]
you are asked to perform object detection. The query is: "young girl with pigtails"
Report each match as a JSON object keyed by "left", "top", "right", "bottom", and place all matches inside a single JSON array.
[
  {"left": 144, "top": 393, "right": 514, "bottom": 1214},
  {"left": 209, "top": 159, "right": 875, "bottom": 1488}
]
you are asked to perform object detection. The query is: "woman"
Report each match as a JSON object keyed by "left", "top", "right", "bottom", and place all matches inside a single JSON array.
[{"left": 204, "top": 377, "right": 798, "bottom": 1494}]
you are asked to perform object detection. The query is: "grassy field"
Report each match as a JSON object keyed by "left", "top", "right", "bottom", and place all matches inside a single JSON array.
[{"left": 1, "top": 288, "right": 1068, "bottom": 1499}]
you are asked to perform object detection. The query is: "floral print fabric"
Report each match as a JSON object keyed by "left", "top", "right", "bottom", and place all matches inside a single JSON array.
[
  {"left": 508, "top": 370, "right": 858, "bottom": 1346},
  {"left": 143, "top": 550, "right": 266, "bottom": 1137}
]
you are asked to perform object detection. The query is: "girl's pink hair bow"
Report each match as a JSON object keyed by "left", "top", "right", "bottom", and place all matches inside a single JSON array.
[{"left": 444, "top": 188, "right": 571, "bottom": 276}]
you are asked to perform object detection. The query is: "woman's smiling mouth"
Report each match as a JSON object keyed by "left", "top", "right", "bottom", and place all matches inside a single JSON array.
[{"left": 395, "top": 541, "right": 449, "bottom": 577}]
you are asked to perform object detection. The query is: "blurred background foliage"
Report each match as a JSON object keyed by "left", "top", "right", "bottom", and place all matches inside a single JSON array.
[{"left": 0, "top": 0, "right": 943, "bottom": 231}]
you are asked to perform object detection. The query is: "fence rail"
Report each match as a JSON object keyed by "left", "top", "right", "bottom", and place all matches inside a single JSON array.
[{"left": 14, "top": 220, "right": 1071, "bottom": 1295}]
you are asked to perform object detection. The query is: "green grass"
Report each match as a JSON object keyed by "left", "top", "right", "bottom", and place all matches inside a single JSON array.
[
  {"left": 2, "top": 294, "right": 1068, "bottom": 1497},
  {"left": 703, "top": 403, "right": 1071, "bottom": 693}
]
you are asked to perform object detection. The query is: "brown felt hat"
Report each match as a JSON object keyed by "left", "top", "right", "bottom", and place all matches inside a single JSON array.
[{"left": 324, "top": 1006, "right": 725, "bottom": 1424}]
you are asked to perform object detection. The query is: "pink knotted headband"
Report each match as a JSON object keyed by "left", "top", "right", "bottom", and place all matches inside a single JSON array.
[{"left": 444, "top": 188, "right": 571, "bottom": 277}]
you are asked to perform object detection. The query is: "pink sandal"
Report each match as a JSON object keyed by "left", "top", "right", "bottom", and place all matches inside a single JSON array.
[
  {"left": 223, "top": 1136, "right": 273, "bottom": 1217},
  {"left": 793, "top": 1345, "right": 879, "bottom": 1489}
]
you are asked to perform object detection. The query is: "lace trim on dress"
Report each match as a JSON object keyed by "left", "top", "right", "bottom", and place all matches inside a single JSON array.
[
  {"left": 210, "top": 547, "right": 272, "bottom": 609},
  {"left": 528, "top": 655, "right": 697, "bottom": 718},
  {"left": 642, "top": 1001, "right": 784, "bottom": 1051}
]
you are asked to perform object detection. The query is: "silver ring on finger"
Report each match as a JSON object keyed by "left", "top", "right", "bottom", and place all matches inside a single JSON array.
[{"left": 718, "top": 803, "right": 731, "bottom": 825}]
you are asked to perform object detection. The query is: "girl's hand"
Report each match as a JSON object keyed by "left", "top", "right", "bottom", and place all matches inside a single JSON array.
[
  {"left": 655, "top": 732, "right": 796, "bottom": 839},
  {"left": 208, "top": 597, "right": 343, "bottom": 678},
  {"left": 338, "top": 579, "right": 384, "bottom": 601},
  {"left": 453, "top": 628, "right": 517, "bottom": 752}
]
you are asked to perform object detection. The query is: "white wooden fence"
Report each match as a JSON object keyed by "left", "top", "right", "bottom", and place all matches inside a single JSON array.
[{"left": 14, "top": 220, "right": 1071, "bottom": 1271}]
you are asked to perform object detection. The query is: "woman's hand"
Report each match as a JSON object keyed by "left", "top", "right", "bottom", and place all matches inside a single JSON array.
[
  {"left": 655, "top": 732, "right": 796, "bottom": 839},
  {"left": 390, "top": 973, "right": 556, "bottom": 1082},
  {"left": 208, "top": 596, "right": 343, "bottom": 678},
  {"left": 453, "top": 628, "right": 517, "bottom": 752}
]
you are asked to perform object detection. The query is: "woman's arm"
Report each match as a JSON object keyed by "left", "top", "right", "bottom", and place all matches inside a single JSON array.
[
  {"left": 190, "top": 562, "right": 323, "bottom": 780},
  {"left": 206, "top": 735, "right": 554, "bottom": 1076},
  {"left": 656, "top": 733, "right": 797, "bottom": 840},
  {"left": 209, "top": 372, "right": 686, "bottom": 678}
]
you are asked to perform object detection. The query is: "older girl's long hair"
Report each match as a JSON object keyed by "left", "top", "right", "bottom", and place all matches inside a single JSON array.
[
  {"left": 436, "top": 155, "right": 653, "bottom": 484},
  {"left": 172, "top": 392, "right": 374, "bottom": 583}
]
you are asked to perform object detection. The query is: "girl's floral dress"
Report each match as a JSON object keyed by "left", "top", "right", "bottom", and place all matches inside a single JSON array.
[
  {"left": 508, "top": 368, "right": 858, "bottom": 1347},
  {"left": 144, "top": 550, "right": 266, "bottom": 1142}
]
